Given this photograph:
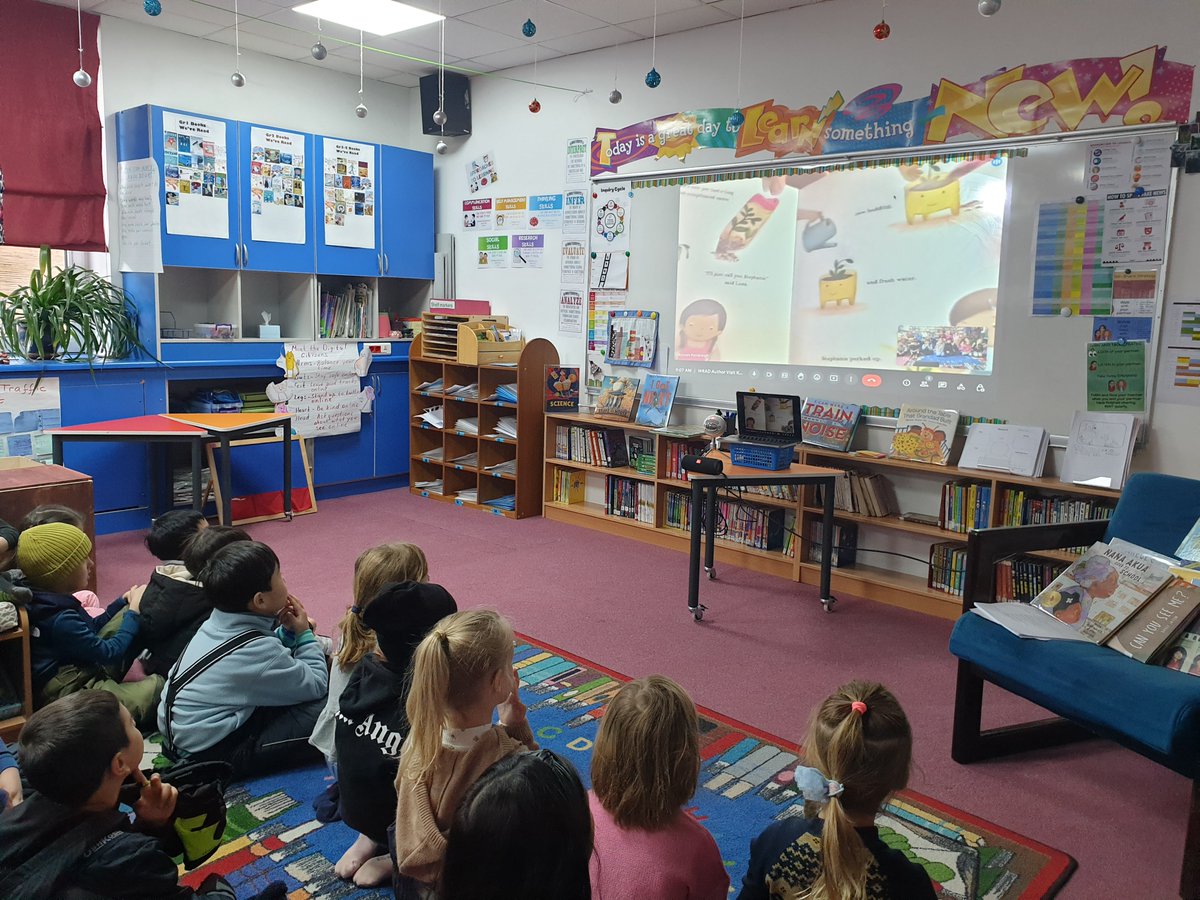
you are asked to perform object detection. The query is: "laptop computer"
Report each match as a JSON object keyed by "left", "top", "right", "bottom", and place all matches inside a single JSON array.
[{"left": 735, "top": 392, "right": 801, "bottom": 446}]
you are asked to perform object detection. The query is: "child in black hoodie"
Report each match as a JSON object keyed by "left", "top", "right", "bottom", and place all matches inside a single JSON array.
[
  {"left": 333, "top": 580, "right": 457, "bottom": 887},
  {"left": 138, "top": 526, "right": 250, "bottom": 677}
]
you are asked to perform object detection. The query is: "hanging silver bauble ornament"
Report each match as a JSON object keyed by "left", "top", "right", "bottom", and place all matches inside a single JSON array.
[
  {"left": 231, "top": 70, "right": 246, "bottom": 87},
  {"left": 311, "top": 41, "right": 328, "bottom": 60},
  {"left": 432, "top": 108, "right": 448, "bottom": 127},
  {"left": 978, "top": 0, "right": 1001, "bottom": 15},
  {"left": 436, "top": 140, "right": 448, "bottom": 155},
  {"left": 73, "top": 68, "right": 93, "bottom": 88},
  {"left": 609, "top": 89, "right": 622, "bottom": 104},
  {"left": 356, "top": 102, "right": 369, "bottom": 118}
]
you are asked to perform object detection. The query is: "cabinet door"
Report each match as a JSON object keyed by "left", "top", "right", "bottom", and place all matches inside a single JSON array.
[
  {"left": 379, "top": 145, "right": 434, "bottom": 279},
  {"left": 153, "top": 106, "right": 241, "bottom": 270},
  {"left": 372, "top": 371, "right": 410, "bottom": 477},
  {"left": 59, "top": 377, "right": 148, "bottom": 513},
  {"left": 314, "top": 136, "right": 381, "bottom": 277},
  {"left": 238, "top": 122, "right": 316, "bottom": 274},
  {"left": 313, "top": 409, "right": 377, "bottom": 485}
]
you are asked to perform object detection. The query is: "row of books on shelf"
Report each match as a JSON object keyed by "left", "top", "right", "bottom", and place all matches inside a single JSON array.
[
  {"left": 553, "top": 425, "right": 629, "bottom": 468},
  {"left": 994, "top": 555, "right": 1069, "bottom": 603},
  {"left": 974, "top": 536, "right": 1200, "bottom": 676},
  {"left": 663, "top": 440, "right": 708, "bottom": 480},
  {"left": 815, "top": 470, "right": 898, "bottom": 518},
  {"left": 319, "top": 282, "right": 372, "bottom": 339},
  {"left": 929, "top": 542, "right": 969, "bottom": 597},
  {"left": 806, "top": 521, "right": 858, "bottom": 567},
  {"left": 998, "top": 490, "right": 1115, "bottom": 527},
  {"left": 940, "top": 482, "right": 992, "bottom": 533},
  {"left": 606, "top": 476, "right": 655, "bottom": 524},
  {"left": 661, "top": 490, "right": 792, "bottom": 553}
]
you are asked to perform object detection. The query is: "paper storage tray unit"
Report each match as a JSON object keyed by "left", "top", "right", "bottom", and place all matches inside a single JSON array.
[{"left": 457, "top": 320, "right": 524, "bottom": 365}]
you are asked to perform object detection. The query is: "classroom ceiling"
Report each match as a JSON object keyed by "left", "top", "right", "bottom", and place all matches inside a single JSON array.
[{"left": 44, "top": 0, "right": 824, "bottom": 87}]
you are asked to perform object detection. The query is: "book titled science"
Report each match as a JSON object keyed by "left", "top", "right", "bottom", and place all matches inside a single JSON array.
[
  {"left": 545, "top": 366, "right": 580, "bottom": 412},
  {"left": 800, "top": 398, "right": 861, "bottom": 452}
]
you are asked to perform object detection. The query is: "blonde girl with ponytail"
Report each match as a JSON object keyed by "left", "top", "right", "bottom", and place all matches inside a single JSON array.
[
  {"left": 310, "top": 542, "right": 428, "bottom": 768},
  {"left": 736, "top": 681, "right": 935, "bottom": 900},
  {"left": 393, "top": 608, "right": 536, "bottom": 891}
]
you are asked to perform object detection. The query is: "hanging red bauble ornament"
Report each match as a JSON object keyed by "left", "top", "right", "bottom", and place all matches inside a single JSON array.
[
  {"left": 873, "top": 19, "right": 890, "bottom": 39},
  {"left": 529, "top": 98, "right": 541, "bottom": 113}
]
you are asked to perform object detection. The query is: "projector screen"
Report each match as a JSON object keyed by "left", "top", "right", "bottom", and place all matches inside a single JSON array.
[{"left": 674, "top": 159, "right": 1008, "bottom": 384}]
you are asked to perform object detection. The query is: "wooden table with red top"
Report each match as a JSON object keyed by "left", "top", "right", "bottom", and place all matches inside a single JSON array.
[{"left": 47, "top": 412, "right": 292, "bottom": 526}]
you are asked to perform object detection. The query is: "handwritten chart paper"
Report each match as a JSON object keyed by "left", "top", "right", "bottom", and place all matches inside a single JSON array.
[
  {"left": 269, "top": 342, "right": 372, "bottom": 437},
  {"left": 117, "top": 159, "right": 162, "bottom": 273}
]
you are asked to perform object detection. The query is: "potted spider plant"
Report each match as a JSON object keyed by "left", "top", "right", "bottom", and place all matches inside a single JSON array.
[{"left": 0, "top": 245, "right": 149, "bottom": 363}]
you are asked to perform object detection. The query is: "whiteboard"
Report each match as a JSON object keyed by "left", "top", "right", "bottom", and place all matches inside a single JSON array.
[{"left": 607, "top": 127, "right": 1177, "bottom": 438}]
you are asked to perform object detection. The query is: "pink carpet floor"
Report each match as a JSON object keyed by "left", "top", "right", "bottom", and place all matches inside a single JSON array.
[{"left": 96, "top": 489, "right": 1190, "bottom": 900}]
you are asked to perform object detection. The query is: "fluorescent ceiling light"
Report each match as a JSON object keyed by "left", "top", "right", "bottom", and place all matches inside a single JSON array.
[{"left": 293, "top": 0, "right": 443, "bottom": 37}]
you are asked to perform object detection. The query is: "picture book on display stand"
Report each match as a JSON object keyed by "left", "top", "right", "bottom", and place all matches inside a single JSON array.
[
  {"left": 800, "top": 398, "right": 861, "bottom": 452},
  {"left": 1107, "top": 577, "right": 1200, "bottom": 662},
  {"left": 594, "top": 375, "right": 640, "bottom": 422},
  {"left": 1059, "top": 411, "right": 1138, "bottom": 490},
  {"left": 545, "top": 366, "right": 580, "bottom": 412},
  {"left": 634, "top": 375, "right": 679, "bottom": 428},
  {"left": 888, "top": 405, "right": 959, "bottom": 466}
]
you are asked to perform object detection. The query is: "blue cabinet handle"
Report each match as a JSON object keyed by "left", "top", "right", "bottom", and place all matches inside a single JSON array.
[
  {"left": 242, "top": 243, "right": 249, "bottom": 266},
  {"left": 384, "top": 253, "right": 390, "bottom": 274}
]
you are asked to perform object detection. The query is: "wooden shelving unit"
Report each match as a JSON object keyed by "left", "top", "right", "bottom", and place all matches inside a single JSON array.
[
  {"left": 0, "top": 607, "right": 33, "bottom": 743},
  {"left": 542, "top": 420, "right": 1122, "bottom": 620},
  {"left": 409, "top": 335, "right": 557, "bottom": 518}
]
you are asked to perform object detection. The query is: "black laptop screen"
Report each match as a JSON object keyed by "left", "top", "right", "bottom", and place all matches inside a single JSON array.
[{"left": 736, "top": 392, "right": 800, "bottom": 441}]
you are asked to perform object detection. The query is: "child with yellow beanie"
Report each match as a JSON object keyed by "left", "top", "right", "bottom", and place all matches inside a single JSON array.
[{"left": 20, "top": 523, "right": 163, "bottom": 727}]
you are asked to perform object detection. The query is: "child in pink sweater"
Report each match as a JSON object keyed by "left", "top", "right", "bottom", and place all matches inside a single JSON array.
[{"left": 588, "top": 675, "right": 728, "bottom": 900}]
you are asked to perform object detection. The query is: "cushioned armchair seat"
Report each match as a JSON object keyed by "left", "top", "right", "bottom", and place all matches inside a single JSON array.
[{"left": 950, "top": 612, "right": 1200, "bottom": 774}]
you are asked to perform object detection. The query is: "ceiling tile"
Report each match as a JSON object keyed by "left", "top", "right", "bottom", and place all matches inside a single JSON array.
[
  {"left": 208, "top": 27, "right": 315, "bottom": 61},
  {"left": 400, "top": 17, "right": 525, "bottom": 58},
  {"left": 405, "top": 0, "right": 501, "bottom": 16},
  {"left": 460, "top": 43, "right": 564, "bottom": 73},
  {"left": 382, "top": 72, "right": 422, "bottom": 87},
  {"left": 540, "top": 24, "right": 641, "bottom": 55},
  {"left": 233, "top": 15, "right": 311, "bottom": 44},
  {"left": 459, "top": 0, "right": 606, "bottom": 42},
  {"left": 708, "top": 0, "right": 811, "bottom": 16},
  {"left": 623, "top": 4, "right": 734, "bottom": 36},
  {"left": 289, "top": 49, "right": 400, "bottom": 80},
  {"left": 179, "top": 0, "right": 286, "bottom": 19},
  {"left": 547, "top": 0, "right": 706, "bottom": 26},
  {"left": 328, "top": 41, "right": 444, "bottom": 76},
  {"left": 90, "top": 0, "right": 227, "bottom": 36}
]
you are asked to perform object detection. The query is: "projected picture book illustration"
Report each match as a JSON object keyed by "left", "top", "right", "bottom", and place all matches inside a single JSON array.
[{"left": 675, "top": 158, "right": 1008, "bottom": 374}]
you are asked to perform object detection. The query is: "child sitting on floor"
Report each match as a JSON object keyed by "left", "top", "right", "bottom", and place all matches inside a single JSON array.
[
  {"left": 0, "top": 690, "right": 240, "bottom": 899},
  {"left": 138, "top": 525, "right": 250, "bottom": 677},
  {"left": 145, "top": 508, "right": 208, "bottom": 564},
  {"left": 0, "top": 735, "right": 19, "bottom": 809},
  {"left": 21, "top": 523, "right": 163, "bottom": 726},
  {"left": 157, "top": 540, "right": 328, "bottom": 778},
  {"left": 736, "top": 681, "right": 936, "bottom": 900},
  {"left": 393, "top": 609, "right": 536, "bottom": 895},
  {"left": 334, "top": 579, "right": 457, "bottom": 887},
  {"left": 18, "top": 504, "right": 103, "bottom": 617},
  {"left": 589, "top": 675, "right": 729, "bottom": 900},
  {"left": 310, "top": 541, "right": 430, "bottom": 769}
]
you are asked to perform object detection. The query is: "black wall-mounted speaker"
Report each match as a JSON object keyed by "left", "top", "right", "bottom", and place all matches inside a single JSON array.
[{"left": 420, "top": 72, "right": 471, "bottom": 137}]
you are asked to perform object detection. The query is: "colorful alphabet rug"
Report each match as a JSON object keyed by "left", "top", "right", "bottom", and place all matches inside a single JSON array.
[{"left": 175, "top": 635, "right": 1074, "bottom": 898}]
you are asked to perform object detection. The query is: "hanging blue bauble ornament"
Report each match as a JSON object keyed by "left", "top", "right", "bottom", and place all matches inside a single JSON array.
[
  {"left": 730, "top": 110, "right": 745, "bottom": 128},
  {"left": 522, "top": 18, "right": 536, "bottom": 37},
  {"left": 144, "top": 0, "right": 162, "bottom": 15},
  {"left": 645, "top": 67, "right": 661, "bottom": 88}
]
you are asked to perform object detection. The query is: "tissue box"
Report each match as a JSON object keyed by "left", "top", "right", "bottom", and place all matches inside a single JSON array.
[{"left": 258, "top": 325, "right": 281, "bottom": 340}]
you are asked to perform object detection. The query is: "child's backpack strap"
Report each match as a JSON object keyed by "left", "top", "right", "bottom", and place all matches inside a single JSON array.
[
  {"left": 163, "top": 630, "right": 269, "bottom": 756},
  {"left": 0, "top": 811, "right": 125, "bottom": 899}
]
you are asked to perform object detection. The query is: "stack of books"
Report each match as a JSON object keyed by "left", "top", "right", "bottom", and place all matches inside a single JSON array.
[
  {"left": 490, "top": 416, "right": 518, "bottom": 440},
  {"left": 319, "top": 282, "right": 371, "bottom": 339},
  {"left": 416, "top": 378, "right": 445, "bottom": 393},
  {"left": 485, "top": 384, "right": 518, "bottom": 403},
  {"left": 484, "top": 494, "right": 516, "bottom": 511},
  {"left": 485, "top": 459, "right": 517, "bottom": 476},
  {"left": 414, "top": 478, "right": 444, "bottom": 494},
  {"left": 940, "top": 481, "right": 992, "bottom": 533},
  {"left": 445, "top": 383, "right": 479, "bottom": 399},
  {"left": 454, "top": 417, "right": 480, "bottom": 435},
  {"left": 929, "top": 542, "right": 968, "bottom": 596},
  {"left": 816, "top": 470, "right": 898, "bottom": 518}
]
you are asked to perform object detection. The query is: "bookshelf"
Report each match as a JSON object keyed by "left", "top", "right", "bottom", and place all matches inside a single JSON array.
[
  {"left": 541, "top": 422, "right": 1121, "bottom": 620},
  {"left": 409, "top": 335, "right": 558, "bottom": 518},
  {"left": 0, "top": 607, "right": 33, "bottom": 743}
]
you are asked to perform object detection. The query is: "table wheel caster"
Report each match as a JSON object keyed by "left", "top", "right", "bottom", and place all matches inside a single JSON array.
[
  {"left": 821, "top": 596, "right": 837, "bottom": 613},
  {"left": 705, "top": 566, "right": 717, "bottom": 580},
  {"left": 691, "top": 604, "right": 707, "bottom": 622}
]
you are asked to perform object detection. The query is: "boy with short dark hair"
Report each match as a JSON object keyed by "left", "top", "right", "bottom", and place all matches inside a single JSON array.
[
  {"left": 145, "top": 508, "right": 208, "bottom": 563},
  {"left": 20, "top": 523, "right": 162, "bottom": 725},
  {"left": 158, "top": 541, "right": 328, "bottom": 778},
  {"left": 0, "top": 690, "right": 236, "bottom": 899}
]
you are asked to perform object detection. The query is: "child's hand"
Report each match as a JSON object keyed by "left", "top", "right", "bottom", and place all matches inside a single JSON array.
[
  {"left": 278, "top": 595, "right": 311, "bottom": 634},
  {"left": 0, "top": 765, "right": 22, "bottom": 808},
  {"left": 497, "top": 668, "right": 527, "bottom": 727},
  {"left": 125, "top": 584, "right": 148, "bottom": 613},
  {"left": 133, "top": 770, "right": 178, "bottom": 827}
]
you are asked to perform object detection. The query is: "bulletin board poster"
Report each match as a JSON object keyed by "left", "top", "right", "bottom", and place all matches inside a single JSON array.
[
  {"left": 1086, "top": 341, "right": 1145, "bottom": 412},
  {"left": 495, "top": 196, "right": 528, "bottom": 231},
  {"left": 249, "top": 127, "right": 306, "bottom": 245},
  {"left": 462, "top": 198, "right": 493, "bottom": 231},
  {"left": 0, "top": 378, "right": 60, "bottom": 462},
  {"left": 563, "top": 189, "right": 588, "bottom": 234},
  {"left": 478, "top": 235, "right": 509, "bottom": 269},
  {"left": 322, "top": 138, "right": 376, "bottom": 250},
  {"left": 527, "top": 194, "right": 564, "bottom": 230},
  {"left": 590, "top": 182, "right": 633, "bottom": 290},
  {"left": 162, "top": 112, "right": 229, "bottom": 239},
  {"left": 1157, "top": 300, "right": 1200, "bottom": 407}
]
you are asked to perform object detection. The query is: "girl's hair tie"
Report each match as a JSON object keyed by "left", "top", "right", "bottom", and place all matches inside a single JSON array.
[
  {"left": 850, "top": 701, "right": 868, "bottom": 716},
  {"left": 350, "top": 605, "right": 362, "bottom": 615},
  {"left": 793, "top": 766, "right": 844, "bottom": 804}
]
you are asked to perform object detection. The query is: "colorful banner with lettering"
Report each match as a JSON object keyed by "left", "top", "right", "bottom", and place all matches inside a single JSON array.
[{"left": 592, "top": 47, "right": 1192, "bottom": 175}]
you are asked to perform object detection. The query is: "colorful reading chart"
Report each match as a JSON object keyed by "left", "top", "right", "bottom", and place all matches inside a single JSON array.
[
  {"left": 322, "top": 138, "right": 375, "bottom": 250},
  {"left": 249, "top": 127, "right": 306, "bottom": 245},
  {"left": 162, "top": 111, "right": 229, "bottom": 239},
  {"left": 1030, "top": 201, "right": 1113, "bottom": 317}
]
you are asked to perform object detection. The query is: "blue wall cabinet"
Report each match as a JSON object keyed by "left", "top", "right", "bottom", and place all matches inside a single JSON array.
[
  {"left": 115, "top": 105, "right": 243, "bottom": 270},
  {"left": 237, "top": 122, "right": 316, "bottom": 274},
  {"left": 372, "top": 371, "right": 410, "bottom": 477},
  {"left": 313, "top": 416, "right": 376, "bottom": 486},
  {"left": 314, "top": 136, "right": 381, "bottom": 277},
  {"left": 59, "top": 376, "right": 148, "bottom": 514},
  {"left": 379, "top": 146, "right": 434, "bottom": 280}
]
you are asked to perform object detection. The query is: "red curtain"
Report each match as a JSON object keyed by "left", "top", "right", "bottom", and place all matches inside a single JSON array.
[{"left": 0, "top": 0, "right": 105, "bottom": 251}]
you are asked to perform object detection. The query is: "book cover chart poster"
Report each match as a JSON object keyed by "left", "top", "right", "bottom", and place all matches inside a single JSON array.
[
  {"left": 322, "top": 138, "right": 375, "bottom": 250},
  {"left": 250, "top": 127, "right": 306, "bottom": 245},
  {"left": 163, "top": 112, "right": 229, "bottom": 239}
]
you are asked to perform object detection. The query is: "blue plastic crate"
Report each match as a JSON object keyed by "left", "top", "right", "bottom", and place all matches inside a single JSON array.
[{"left": 730, "top": 441, "right": 794, "bottom": 471}]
